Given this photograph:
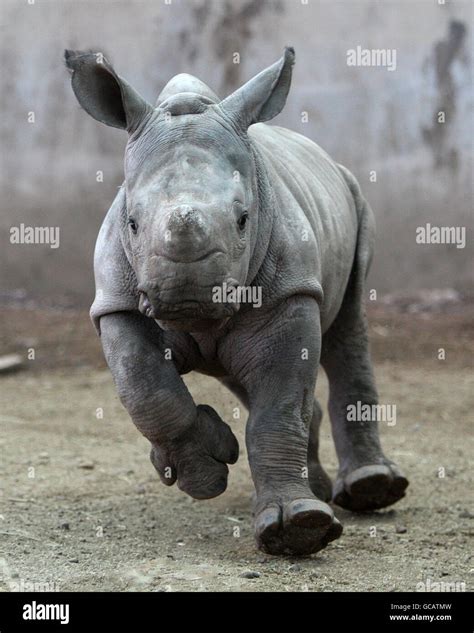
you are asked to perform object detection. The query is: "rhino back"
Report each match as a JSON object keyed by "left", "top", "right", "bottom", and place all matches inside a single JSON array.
[{"left": 249, "top": 123, "right": 360, "bottom": 332}]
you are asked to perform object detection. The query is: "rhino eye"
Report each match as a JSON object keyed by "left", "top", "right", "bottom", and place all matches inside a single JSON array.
[
  {"left": 128, "top": 217, "right": 138, "bottom": 234},
  {"left": 237, "top": 211, "right": 248, "bottom": 231}
]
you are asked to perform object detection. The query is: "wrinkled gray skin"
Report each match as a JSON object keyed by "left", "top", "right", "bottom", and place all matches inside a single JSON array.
[{"left": 65, "top": 48, "right": 408, "bottom": 556}]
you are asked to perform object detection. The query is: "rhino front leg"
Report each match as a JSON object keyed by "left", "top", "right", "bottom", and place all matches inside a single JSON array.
[
  {"left": 219, "top": 379, "right": 333, "bottom": 504},
  {"left": 321, "top": 303, "right": 409, "bottom": 511},
  {"left": 99, "top": 312, "right": 238, "bottom": 499},
  {"left": 222, "top": 298, "right": 342, "bottom": 556}
]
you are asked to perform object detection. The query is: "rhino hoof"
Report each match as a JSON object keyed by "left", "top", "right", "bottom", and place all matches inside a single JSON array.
[
  {"left": 177, "top": 460, "right": 230, "bottom": 500},
  {"left": 255, "top": 498, "right": 343, "bottom": 556},
  {"left": 333, "top": 464, "right": 409, "bottom": 512},
  {"left": 150, "top": 404, "right": 239, "bottom": 500}
]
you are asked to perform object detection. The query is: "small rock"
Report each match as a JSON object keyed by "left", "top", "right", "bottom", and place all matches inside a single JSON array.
[
  {"left": 459, "top": 510, "right": 474, "bottom": 519},
  {"left": 68, "top": 558, "right": 79, "bottom": 563},
  {"left": 77, "top": 461, "right": 95, "bottom": 470},
  {"left": 136, "top": 485, "right": 146, "bottom": 495},
  {"left": 59, "top": 522, "right": 70, "bottom": 530},
  {"left": 288, "top": 564, "right": 303, "bottom": 572},
  {"left": 240, "top": 571, "right": 261, "bottom": 579},
  {"left": 395, "top": 525, "right": 407, "bottom": 534}
]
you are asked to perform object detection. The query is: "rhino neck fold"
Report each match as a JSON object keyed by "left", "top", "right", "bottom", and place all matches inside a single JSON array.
[{"left": 245, "top": 141, "right": 275, "bottom": 287}]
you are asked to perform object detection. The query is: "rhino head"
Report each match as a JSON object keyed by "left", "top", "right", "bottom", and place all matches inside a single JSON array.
[{"left": 65, "top": 47, "right": 295, "bottom": 332}]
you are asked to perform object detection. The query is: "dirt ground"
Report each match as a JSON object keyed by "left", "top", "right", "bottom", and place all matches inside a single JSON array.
[{"left": 0, "top": 297, "right": 473, "bottom": 592}]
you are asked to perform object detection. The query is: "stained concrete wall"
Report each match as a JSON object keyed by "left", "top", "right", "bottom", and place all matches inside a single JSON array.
[{"left": 0, "top": 0, "right": 472, "bottom": 305}]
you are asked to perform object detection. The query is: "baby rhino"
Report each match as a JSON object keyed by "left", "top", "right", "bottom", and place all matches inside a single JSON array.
[{"left": 65, "top": 47, "right": 408, "bottom": 556}]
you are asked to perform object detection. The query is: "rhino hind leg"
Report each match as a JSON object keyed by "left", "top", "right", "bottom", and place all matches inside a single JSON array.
[
  {"left": 320, "top": 191, "right": 408, "bottom": 511},
  {"left": 321, "top": 290, "right": 409, "bottom": 512},
  {"left": 307, "top": 399, "right": 333, "bottom": 502}
]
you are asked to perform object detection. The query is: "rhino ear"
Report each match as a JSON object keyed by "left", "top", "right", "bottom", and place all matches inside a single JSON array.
[
  {"left": 219, "top": 47, "right": 295, "bottom": 130},
  {"left": 64, "top": 49, "right": 153, "bottom": 133}
]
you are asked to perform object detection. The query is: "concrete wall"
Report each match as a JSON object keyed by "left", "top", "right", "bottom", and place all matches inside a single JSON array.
[{"left": 0, "top": 0, "right": 472, "bottom": 305}]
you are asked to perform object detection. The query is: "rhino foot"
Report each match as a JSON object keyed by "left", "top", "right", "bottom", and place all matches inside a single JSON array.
[
  {"left": 254, "top": 497, "right": 342, "bottom": 556},
  {"left": 150, "top": 404, "right": 239, "bottom": 500},
  {"left": 333, "top": 463, "right": 409, "bottom": 512}
]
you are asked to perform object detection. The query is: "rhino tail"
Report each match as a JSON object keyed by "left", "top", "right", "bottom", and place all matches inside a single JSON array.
[{"left": 337, "top": 163, "right": 376, "bottom": 306}]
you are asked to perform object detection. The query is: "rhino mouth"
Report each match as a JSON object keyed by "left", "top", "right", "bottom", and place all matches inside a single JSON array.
[
  {"left": 155, "top": 315, "right": 230, "bottom": 333},
  {"left": 153, "top": 301, "right": 236, "bottom": 320},
  {"left": 138, "top": 290, "right": 238, "bottom": 330}
]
